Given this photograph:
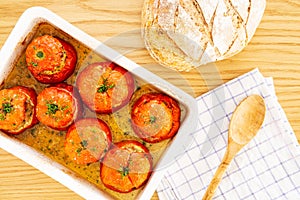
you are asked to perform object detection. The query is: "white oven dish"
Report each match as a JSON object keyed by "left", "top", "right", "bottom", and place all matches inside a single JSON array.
[{"left": 0, "top": 7, "right": 198, "bottom": 200}]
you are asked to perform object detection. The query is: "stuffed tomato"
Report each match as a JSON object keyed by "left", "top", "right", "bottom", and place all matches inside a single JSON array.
[
  {"left": 0, "top": 86, "right": 38, "bottom": 134},
  {"left": 36, "top": 83, "right": 83, "bottom": 130},
  {"left": 76, "top": 62, "right": 134, "bottom": 114},
  {"left": 65, "top": 118, "right": 112, "bottom": 165},
  {"left": 131, "top": 93, "right": 181, "bottom": 143},
  {"left": 26, "top": 35, "right": 77, "bottom": 83},
  {"left": 100, "top": 140, "right": 152, "bottom": 193}
]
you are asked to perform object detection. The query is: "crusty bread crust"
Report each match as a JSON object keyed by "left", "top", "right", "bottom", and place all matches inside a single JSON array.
[{"left": 142, "top": 0, "right": 266, "bottom": 71}]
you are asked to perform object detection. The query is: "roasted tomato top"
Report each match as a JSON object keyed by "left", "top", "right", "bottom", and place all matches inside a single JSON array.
[
  {"left": 0, "top": 86, "right": 38, "bottom": 134},
  {"left": 65, "top": 118, "right": 112, "bottom": 165},
  {"left": 76, "top": 62, "right": 135, "bottom": 114},
  {"left": 25, "top": 35, "right": 77, "bottom": 83},
  {"left": 36, "top": 83, "right": 83, "bottom": 130},
  {"left": 131, "top": 93, "right": 181, "bottom": 143},
  {"left": 100, "top": 140, "right": 152, "bottom": 193}
]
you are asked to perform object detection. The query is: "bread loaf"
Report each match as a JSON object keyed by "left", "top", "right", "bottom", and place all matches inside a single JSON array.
[{"left": 142, "top": 0, "right": 266, "bottom": 71}]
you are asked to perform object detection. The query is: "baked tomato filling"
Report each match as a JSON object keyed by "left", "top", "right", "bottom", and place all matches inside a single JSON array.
[
  {"left": 26, "top": 35, "right": 77, "bottom": 83},
  {"left": 0, "top": 86, "right": 38, "bottom": 134},
  {"left": 134, "top": 102, "right": 173, "bottom": 136},
  {"left": 131, "top": 93, "right": 181, "bottom": 143},
  {"left": 76, "top": 62, "right": 134, "bottom": 113},
  {"left": 100, "top": 140, "right": 152, "bottom": 193},
  {"left": 65, "top": 118, "right": 112, "bottom": 165},
  {"left": 36, "top": 83, "right": 82, "bottom": 130}
]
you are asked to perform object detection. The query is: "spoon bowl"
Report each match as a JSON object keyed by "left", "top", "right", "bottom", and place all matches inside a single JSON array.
[
  {"left": 230, "top": 95, "right": 266, "bottom": 145},
  {"left": 202, "top": 95, "right": 266, "bottom": 200}
]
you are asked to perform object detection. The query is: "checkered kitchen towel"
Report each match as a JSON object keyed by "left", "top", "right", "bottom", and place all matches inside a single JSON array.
[{"left": 157, "top": 68, "right": 300, "bottom": 199}]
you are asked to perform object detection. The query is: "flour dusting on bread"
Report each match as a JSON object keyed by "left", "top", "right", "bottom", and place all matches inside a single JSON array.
[{"left": 142, "top": 0, "right": 266, "bottom": 71}]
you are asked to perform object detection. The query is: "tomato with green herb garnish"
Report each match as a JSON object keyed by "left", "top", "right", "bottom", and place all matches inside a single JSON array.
[
  {"left": 36, "top": 83, "right": 83, "bottom": 130},
  {"left": 131, "top": 93, "right": 181, "bottom": 143},
  {"left": 0, "top": 86, "right": 38, "bottom": 134},
  {"left": 100, "top": 140, "right": 152, "bottom": 193},
  {"left": 76, "top": 62, "right": 135, "bottom": 114},
  {"left": 25, "top": 35, "right": 77, "bottom": 83},
  {"left": 65, "top": 118, "right": 112, "bottom": 165}
]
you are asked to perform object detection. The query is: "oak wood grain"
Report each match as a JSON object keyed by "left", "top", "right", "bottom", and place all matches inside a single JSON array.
[{"left": 0, "top": 0, "right": 300, "bottom": 199}]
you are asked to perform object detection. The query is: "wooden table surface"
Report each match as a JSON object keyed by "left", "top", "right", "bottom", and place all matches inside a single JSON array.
[{"left": 0, "top": 0, "right": 299, "bottom": 199}]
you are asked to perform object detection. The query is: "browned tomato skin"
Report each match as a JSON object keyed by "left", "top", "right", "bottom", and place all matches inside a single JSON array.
[
  {"left": 100, "top": 140, "right": 153, "bottom": 193},
  {"left": 65, "top": 118, "right": 112, "bottom": 164},
  {"left": 0, "top": 86, "right": 38, "bottom": 135},
  {"left": 131, "top": 93, "right": 181, "bottom": 143},
  {"left": 26, "top": 35, "right": 77, "bottom": 84},
  {"left": 36, "top": 83, "right": 83, "bottom": 131},
  {"left": 76, "top": 62, "right": 135, "bottom": 114}
]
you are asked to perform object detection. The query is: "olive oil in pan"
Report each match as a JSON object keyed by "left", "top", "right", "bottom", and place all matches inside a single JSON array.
[{"left": 2, "top": 22, "right": 180, "bottom": 200}]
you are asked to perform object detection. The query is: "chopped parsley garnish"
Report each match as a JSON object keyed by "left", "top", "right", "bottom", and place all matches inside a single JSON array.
[
  {"left": 76, "top": 140, "right": 89, "bottom": 155},
  {"left": 76, "top": 147, "right": 83, "bottom": 155},
  {"left": 60, "top": 105, "right": 69, "bottom": 111},
  {"left": 149, "top": 116, "right": 157, "bottom": 124},
  {"left": 97, "top": 78, "right": 115, "bottom": 93},
  {"left": 0, "top": 113, "right": 5, "bottom": 121},
  {"left": 80, "top": 140, "right": 88, "bottom": 148},
  {"left": 118, "top": 166, "right": 130, "bottom": 177},
  {"left": 2, "top": 103, "right": 13, "bottom": 114},
  {"left": 46, "top": 103, "right": 59, "bottom": 115},
  {"left": 36, "top": 51, "right": 44, "bottom": 58},
  {"left": 31, "top": 62, "right": 38, "bottom": 67}
]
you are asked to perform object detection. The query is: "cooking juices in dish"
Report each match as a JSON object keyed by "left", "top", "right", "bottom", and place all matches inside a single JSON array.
[{"left": 1, "top": 23, "right": 183, "bottom": 200}]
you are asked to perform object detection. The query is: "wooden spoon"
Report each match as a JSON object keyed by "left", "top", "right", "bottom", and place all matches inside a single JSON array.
[{"left": 202, "top": 95, "right": 266, "bottom": 200}]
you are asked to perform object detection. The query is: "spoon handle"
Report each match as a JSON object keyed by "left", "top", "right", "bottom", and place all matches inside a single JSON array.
[{"left": 202, "top": 149, "right": 234, "bottom": 200}]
